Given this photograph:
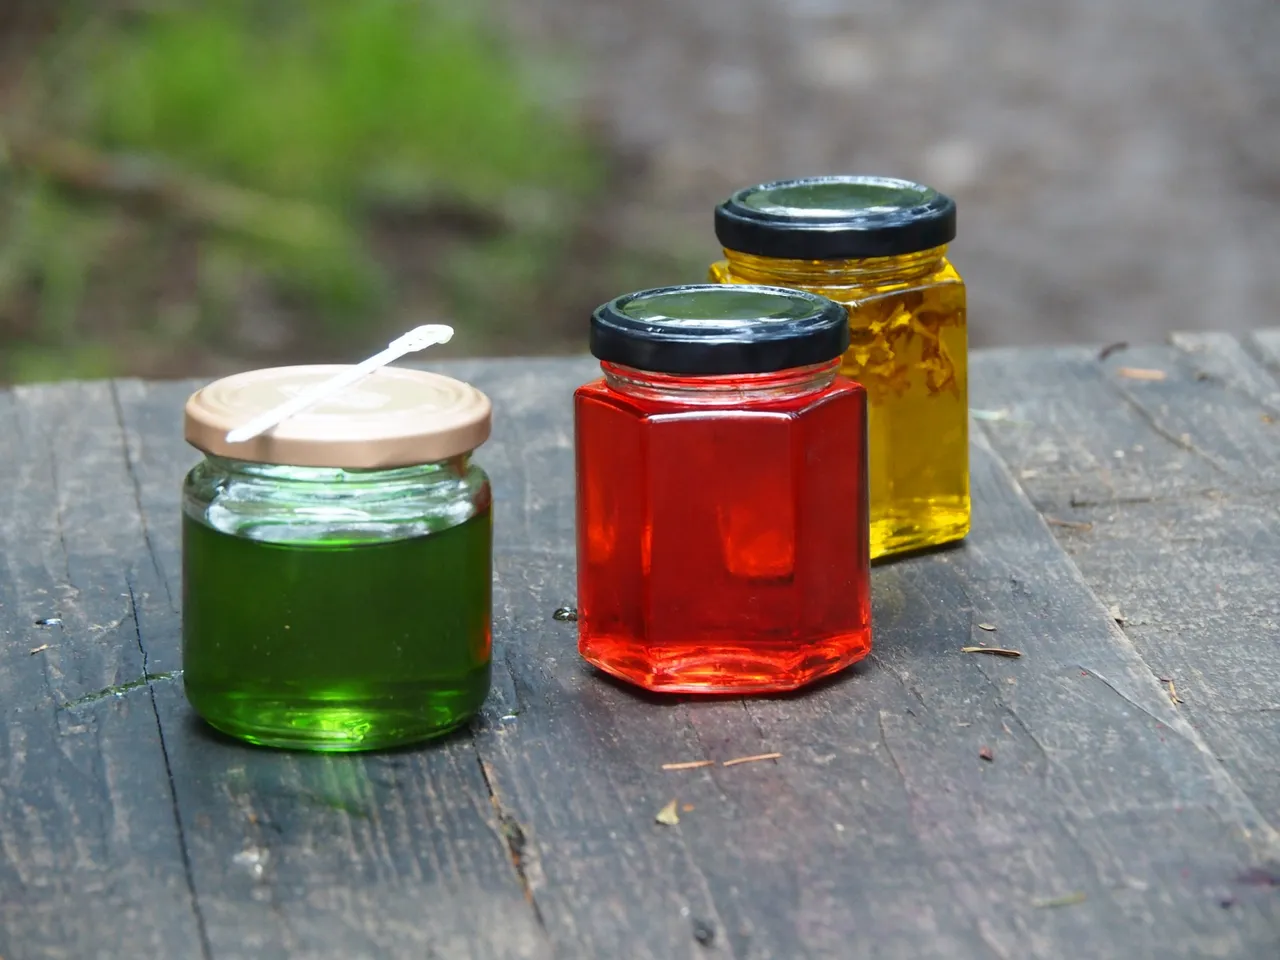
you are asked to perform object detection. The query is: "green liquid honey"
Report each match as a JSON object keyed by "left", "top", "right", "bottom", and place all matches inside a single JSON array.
[{"left": 182, "top": 507, "right": 492, "bottom": 751}]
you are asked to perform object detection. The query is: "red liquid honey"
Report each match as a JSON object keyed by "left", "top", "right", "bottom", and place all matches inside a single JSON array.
[{"left": 575, "top": 361, "right": 872, "bottom": 693}]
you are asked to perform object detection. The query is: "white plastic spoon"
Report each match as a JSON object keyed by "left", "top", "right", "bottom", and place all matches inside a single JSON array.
[{"left": 224, "top": 323, "right": 454, "bottom": 444}]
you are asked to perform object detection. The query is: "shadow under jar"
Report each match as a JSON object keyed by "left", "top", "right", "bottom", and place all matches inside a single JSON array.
[
  {"left": 710, "top": 176, "right": 969, "bottom": 560},
  {"left": 574, "top": 283, "right": 872, "bottom": 694},
  {"left": 181, "top": 365, "right": 493, "bottom": 751}
]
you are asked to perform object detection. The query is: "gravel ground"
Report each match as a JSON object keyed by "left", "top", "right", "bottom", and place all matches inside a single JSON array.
[{"left": 494, "top": 0, "right": 1280, "bottom": 347}]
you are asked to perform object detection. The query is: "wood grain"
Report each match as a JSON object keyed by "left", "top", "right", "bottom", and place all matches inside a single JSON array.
[
  {"left": 0, "top": 382, "right": 207, "bottom": 958},
  {"left": 6, "top": 377, "right": 549, "bottom": 960},
  {"left": 974, "top": 330, "right": 1280, "bottom": 950},
  {"left": 454, "top": 356, "right": 1280, "bottom": 959},
  {"left": 2, "top": 341, "right": 1278, "bottom": 958}
]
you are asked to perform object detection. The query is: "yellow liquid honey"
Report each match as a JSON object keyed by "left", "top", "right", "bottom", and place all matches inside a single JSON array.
[{"left": 710, "top": 246, "right": 968, "bottom": 559}]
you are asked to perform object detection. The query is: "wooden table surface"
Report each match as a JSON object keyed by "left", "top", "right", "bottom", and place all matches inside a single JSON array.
[{"left": 2, "top": 332, "right": 1279, "bottom": 959}]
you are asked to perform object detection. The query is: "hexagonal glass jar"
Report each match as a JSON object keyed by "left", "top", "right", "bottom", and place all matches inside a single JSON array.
[
  {"left": 574, "top": 284, "right": 872, "bottom": 694},
  {"left": 710, "top": 176, "right": 969, "bottom": 560}
]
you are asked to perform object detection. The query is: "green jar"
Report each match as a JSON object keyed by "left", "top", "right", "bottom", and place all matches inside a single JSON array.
[{"left": 181, "top": 364, "right": 493, "bottom": 751}]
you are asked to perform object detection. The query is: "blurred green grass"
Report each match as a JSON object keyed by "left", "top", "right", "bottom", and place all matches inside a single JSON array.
[
  {"left": 0, "top": 0, "right": 609, "bottom": 382},
  {"left": 89, "top": 2, "right": 599, "bottom": 203}
]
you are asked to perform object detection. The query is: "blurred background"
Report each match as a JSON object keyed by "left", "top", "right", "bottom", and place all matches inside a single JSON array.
[{"left": 1, "top": 0, "right": 1277, "bottom": 384}]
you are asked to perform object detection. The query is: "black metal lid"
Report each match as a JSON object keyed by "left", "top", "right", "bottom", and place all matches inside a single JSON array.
[
  {"left": 714, "top": 175, "right": 956, "bottom": 260},
  {"left": 589, "top": 284, "right": 849, "bottom": 375}
]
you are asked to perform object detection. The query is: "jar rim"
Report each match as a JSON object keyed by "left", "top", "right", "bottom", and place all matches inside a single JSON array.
[
  {"left": 715, "top": 175, "right": 956, "bottom": 260},
  {"left": 184, "top": 364, "right": 491, "bottom": 469},
  {"left": 200, "top": 452, "right": 468, "bottom": 476}
]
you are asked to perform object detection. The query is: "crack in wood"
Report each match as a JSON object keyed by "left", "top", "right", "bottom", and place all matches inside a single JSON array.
[
  {"left": 1060, "top": 484, "right": 1280, "bottom": 510},
  {"left": 994, "top": 698, "right": 1053, "bottom": 788},
  {"left": 875, "top": 710, "right": 909, "bottom": 785},
  {"left": 8, "top": 349, "right": 1280, "bottom": 955},
  {"left": 1080, "top": 663, "right": 1280, "bottom": 842},
  {"left": 476, "top": 756, "right": 546, "bottom": 931},
  {"left": 108, "top": 384, "right": 213, "bottom": 960},
  {"left": 868, "top": 651, "right": 928, "bottom": 710},
  {"left": 128, "top": 574, "right": 212, "bottom": 960},
  {"left": 1106, "top": 377, "right": 1233, "bottom": 475},
  {"left": 111, "top": 381, "right": 176, "bottom": 610}
]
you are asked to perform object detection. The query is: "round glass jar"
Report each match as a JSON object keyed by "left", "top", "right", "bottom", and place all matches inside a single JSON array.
[
  {"left": 181, "top": 365, "right": 492, "bottom": 751},
  {"left": 575, "top": 283, "right": 872, "bottom": 694},
  {"left": 710, "top": 175, "right": 969, "bottom": 560}
]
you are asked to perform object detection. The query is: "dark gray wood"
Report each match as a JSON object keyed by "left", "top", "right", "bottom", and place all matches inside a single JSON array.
[
  {"left": 1245, "top": 329, "right": 1280, "bottom": 376},
  {"left": 973, "top": 331, "right": 1280, "bottom": 938},
  {"left": 969, "top": 340, "right": 1280, "bottom": 513},
  {"left": 111, "top": 377, "right": 549, "bottom": 960},
  {"left": 454, "top": 358, "right": 1280, "bottom": 960},
  {"left": 0, "top": 383, "right": 206, "bottom": 959},
  {"left": 2, "top": 342, "right": 1278, "bottom": 959}
]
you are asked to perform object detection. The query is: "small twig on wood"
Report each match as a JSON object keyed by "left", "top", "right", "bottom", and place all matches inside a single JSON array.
[
  {"left": 29, "top": 644, "right": 50, "bottom": 655},
  {"left": 1098, "top": 341, "right": 1128, "bottom": 361},
  {"left": 661, "top": 760, "right": 714, "bottom": 771},
  {"left": 1168, "top": 679, "right": 1183, "bottom": 705},
  {"left": 1046, "top": 517, "right": 1093, "bottom": 531},
  {"left": 722, "top": 752, "right": 781, "bottom": 767},
  {"left": 1116, "top": 367, "right": 1167, "bottom": 381},
  {"left": 1237, "top": 867, "right": 1280, "bottom": 887},
  {"left": 961, "top": 647, "right": 1022, "bottom": 658}
]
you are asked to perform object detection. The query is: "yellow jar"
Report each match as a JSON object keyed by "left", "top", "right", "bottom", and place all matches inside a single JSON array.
[{"left": 710, "top": 176, "right": 967, "bottom": 559}]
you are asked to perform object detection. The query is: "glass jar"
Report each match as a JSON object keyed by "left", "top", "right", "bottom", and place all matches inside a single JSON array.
[
  {"left": 181, "top": 365, "right": 493, "bottom": 751},
  {"left": 575, "top": 283, "right": 872, "bottom": 694},
  {"left": 710, "top": 176, "right": 968, "bottom": 559}
]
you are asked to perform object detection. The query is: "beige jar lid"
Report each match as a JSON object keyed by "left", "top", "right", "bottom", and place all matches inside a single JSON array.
[{"left": 185, "top": 364, "right": 491, "bottom": 469}]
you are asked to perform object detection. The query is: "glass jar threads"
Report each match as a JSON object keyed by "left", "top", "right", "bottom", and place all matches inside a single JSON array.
[
  {"left": 574, "top": 283, "right": 872, "bottom": 694},
  {"left": 181, "top": 365, "right": 493, "bottom": 751},
  {"left": 710, "top": 176, "right": 969, "bottom": 559}
]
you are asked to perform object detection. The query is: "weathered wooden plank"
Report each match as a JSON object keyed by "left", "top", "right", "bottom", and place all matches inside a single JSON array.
[
  {"left": 123, "top": 360, "right": 721, "bottom": 960},
  {"left": 969, "top": 346, "right": 1214, "bottom": 509},
  {"left": 110, "top": 377, "right": 549, "bottom": 960},
  {"left": 1173, "top": 331, "right": 1280, "bottom": 413},
  {"left": 422, "top": 359, "right": 741, "bottom": 959},
  {"left": 451, "top": 357, "right": 1280, "bottom": 958},
  {"left": 1245, "top": 328, "right": 1280, "bottom": 375},
  {"left": 1035, "top": 490, "right": 1280, "bottom": 823},
  {"left": 10, "top": 346, "right": 1280, "bottom": 959},
  {"left": 0, "top": 383, "right": 207, "bottom": 959},
  {"left": 117, "top": 363, "right": 726, "bottom": 960},
  {"left": 971, "top": 336, "right": 1280, "bottom": 512},
  {"left": 972, "top": 332, "right": 1280, "bottom": 936}
]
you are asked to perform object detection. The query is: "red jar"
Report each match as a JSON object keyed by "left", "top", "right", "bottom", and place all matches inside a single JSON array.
[{"left": 574, "top": 284, "right": 872, "bottom": 694}]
